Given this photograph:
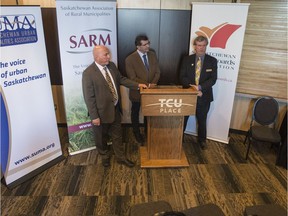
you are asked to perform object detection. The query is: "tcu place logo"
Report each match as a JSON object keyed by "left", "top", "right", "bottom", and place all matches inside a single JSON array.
[{"left": 146, "top": 98, "right": 194, "bottom": 114}]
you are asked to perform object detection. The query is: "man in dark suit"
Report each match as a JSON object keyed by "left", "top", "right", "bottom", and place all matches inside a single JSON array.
[
  {"left": 125, "top": 35, "right": 161, "bottom": 143},
  {"left": 82, "top": 45, "right": 147, "bottom": 167},
  {"left": 180, "top": 36, "right": 217, "bottom": 149}
]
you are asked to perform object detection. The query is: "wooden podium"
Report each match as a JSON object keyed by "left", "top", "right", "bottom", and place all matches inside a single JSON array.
[{"left": 140, "top": 85, "right": 198, "bottom": 168}]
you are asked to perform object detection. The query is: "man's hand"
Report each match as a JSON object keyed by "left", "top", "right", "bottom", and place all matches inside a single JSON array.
[
  {"left": 138, "top": 83, "right": 148, "bottom": 89},
  {"left": 189, "top": 84, "right": 199, "bottom": 91},
  {"left": 189, "top": 84, "right": 202, "bottom": 97},
  {"left": 92, "top": 118, "right": 100, "bottom": 126},
  {"left": 148, "top": 83, "right": 157, "bottom": 88}
]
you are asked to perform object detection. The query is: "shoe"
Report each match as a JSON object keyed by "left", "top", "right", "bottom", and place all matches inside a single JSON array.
[
  {"left": 134, "top": 133, "right": 144, "bottom": 143},
  {"left": 102, "top": 158, "right": 110, "bottom": 167},
  {"left": 199, "top": 141, "right": 207, "bottom": 150},
  {"left": 117, "top": 159, "right": 135, "bottom": 167}
]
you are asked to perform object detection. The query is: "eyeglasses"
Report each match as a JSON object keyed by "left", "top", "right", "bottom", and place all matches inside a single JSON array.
[{"left": 141, "top": 42, "right": 150, "bottom": 46}]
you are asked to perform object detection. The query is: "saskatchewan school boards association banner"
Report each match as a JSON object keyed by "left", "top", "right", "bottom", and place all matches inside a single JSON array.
[
  {"left": 186, "top": 3, "right": 250, "bottom": 143},
  {"left": 0, "top": 6, "right": 63, "bottom": 187},
  {"left": 56, "top": 1, "right": 117, "bottom": 155}
]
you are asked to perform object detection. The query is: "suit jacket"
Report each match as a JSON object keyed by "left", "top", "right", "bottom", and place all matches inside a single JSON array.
[
  {"left": 179, "top": 53, "right": 217, "bottom": 103},
  {"left": 82, "top": 61, "right": 139, "bottom": 123},
  {"left": 125, "top": 50, "right": 160, "bottom": 102}
]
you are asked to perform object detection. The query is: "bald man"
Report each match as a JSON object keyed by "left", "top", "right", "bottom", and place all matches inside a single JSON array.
[{"left": 82, "top": 45, "right": 147, "bottom": 167}]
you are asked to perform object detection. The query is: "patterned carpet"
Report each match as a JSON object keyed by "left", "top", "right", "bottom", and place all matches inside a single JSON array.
[{"left": 1, "top": 126, "right": 287, "bottom": 216}]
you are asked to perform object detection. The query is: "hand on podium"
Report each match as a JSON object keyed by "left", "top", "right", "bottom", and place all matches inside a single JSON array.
[
  {"left": 189, "top": 84, "right": 202, "bottom": 97},
  {"left": 138, "top": 83, "right": 148, "bottom": 90},
  {"left": 148, "top": 83, "right": 157, "bottom": 88}
]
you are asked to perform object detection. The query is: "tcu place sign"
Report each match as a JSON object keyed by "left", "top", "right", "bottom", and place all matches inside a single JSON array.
[{"left": 140, "top": 86, "right": 198, "bottom": 116}]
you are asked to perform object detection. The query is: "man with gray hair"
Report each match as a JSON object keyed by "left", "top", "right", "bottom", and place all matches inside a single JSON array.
[{"left": 179, "top": 36, "right": 218, "bottom": 149}]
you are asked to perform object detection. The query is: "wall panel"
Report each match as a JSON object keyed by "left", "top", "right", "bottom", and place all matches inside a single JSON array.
[
  {"left": 158, "top": 9, "right": 191, "bottom": 85},
  {"left": 117, "top": 9, "right": 161, "bottom": 76},
  {"left": 237, "top": 1, "right": 287, "bottom": 99},
  {"left": 41, "top": 8, "right": 62, "bottom": 85}
]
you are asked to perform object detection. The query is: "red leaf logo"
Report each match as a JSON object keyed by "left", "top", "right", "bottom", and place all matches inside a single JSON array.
[{"left": 195, "top": 23, "right": 242, "bottom": 49}]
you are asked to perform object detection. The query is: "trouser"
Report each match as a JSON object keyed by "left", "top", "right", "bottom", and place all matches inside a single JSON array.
[
  {"left": 92, "top": 107, "right": 125, "bottom": 161},
  {"left": 131, "top": 101, "right": 147, "bottom": 135},
  {"left": 131, "top": 101, "right": 141, "bottom": 135},
  {"left": 184, "top": 100, "right": 211, "bottom": 142}
]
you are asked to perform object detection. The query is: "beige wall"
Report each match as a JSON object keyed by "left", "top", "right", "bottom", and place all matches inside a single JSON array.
[
  {"left": 231, "top": 94, "right": 287, "bottom": 131},
  {"left": 2, "top": 0, "right": 238, "bottom": 8}
]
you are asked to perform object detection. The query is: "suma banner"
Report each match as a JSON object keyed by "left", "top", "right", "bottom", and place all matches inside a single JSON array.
[{"left": 0, "top": 6, "right": 63, "bottom": 187}]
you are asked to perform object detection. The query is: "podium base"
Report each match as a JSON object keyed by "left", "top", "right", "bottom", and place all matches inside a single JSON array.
[{"left": 139, "top": 147, "right": 189, "bottom": 168}]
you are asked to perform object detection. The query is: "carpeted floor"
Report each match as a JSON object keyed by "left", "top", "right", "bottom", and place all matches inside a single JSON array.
[{"left": 1, "top": 126, "right": 287, "bottom": 216}]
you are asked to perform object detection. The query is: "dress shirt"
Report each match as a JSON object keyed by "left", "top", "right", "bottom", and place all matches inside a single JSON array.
[{"left": 137, "top": 50, "right": 149, "bottom": 66}]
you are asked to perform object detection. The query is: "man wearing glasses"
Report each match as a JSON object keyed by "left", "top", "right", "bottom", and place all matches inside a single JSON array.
[{"left": 125, "top": 35, "right": 161, "bottom": 144}]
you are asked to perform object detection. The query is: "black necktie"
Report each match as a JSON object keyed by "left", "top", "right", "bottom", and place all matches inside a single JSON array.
[{"left": 143, "top": 54, "right": 150, "bottom": 81}]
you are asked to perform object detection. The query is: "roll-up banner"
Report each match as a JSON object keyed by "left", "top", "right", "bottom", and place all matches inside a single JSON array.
[
  {"left": 0, "top": 6, "right": 63, "bottom": 187},
  {"left": 56, "top": 1, "right": 117, "bottom": 155},
  {"left": 186, "top": 3, "right": 250, "bottom": 143}
]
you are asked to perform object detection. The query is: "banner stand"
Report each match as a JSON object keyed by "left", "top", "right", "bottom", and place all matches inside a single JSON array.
[
  {"left": 186, "top": 3, "right": 250, "bottom": 143},
  {"left": 2, "top": 155, "right": 65, "bottom": 189},
  {"left": 1, "top": 6, "right": 64, "bottom": 186},
  {"left": 56, "top": 1, "right": 118, "bottom": 155}
]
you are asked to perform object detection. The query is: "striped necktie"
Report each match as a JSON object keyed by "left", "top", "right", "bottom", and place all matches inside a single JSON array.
[
  {"left": 195, "top": 57, "right": 201, "bottom": 85},
  {"left": 103, "top": 67, "right": 118, "bottom": 103}
]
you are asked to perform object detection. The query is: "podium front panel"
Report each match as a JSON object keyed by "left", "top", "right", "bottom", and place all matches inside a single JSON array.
[
  {"left": 139, "top": 86, "right": 195, "bottom": 167},
  {"left": 147, "top": 116, "right": 183, "bottom": 159}
]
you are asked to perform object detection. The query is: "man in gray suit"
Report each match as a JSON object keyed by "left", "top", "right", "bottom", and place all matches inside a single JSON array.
[
  {"left": 125, "top": 35, "right": 161, "bottom": 143},
  {"left": 82, "top": 45, "right": 147, "bottom": 167}
]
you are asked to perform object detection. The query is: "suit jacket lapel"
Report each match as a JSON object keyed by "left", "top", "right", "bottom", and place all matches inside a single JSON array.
[
  {"left": 94, "top": 64, "right": 112, "bottom": 92},
  {"left": 136, "top": 53, "right": 146, "bottom": 72},
  {"left": 107, "top": 65, "right": 116, "bottom": 83},
  {"left": 201, "top": 55, "right": 206, "bottom": 73},
  {"left": 106, "top": 65, "right": 120, "bottom": 93},
  {"left": 94, "top": 64, "right": 106, "bottom": 82},
  {"left": 191, "top": 54, "right": 196, "bottom": 75}
]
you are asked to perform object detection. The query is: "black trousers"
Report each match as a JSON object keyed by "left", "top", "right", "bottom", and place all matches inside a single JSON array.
[
  {"left": 131, "top": 101, "right": 147, "bottom": 135},
  {"left": 184, "top": 100, "right": 211, "bottom": 142}
]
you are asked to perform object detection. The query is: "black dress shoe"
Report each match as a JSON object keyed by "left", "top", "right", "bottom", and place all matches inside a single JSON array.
[
  {"left": 102, "top": 158, "right": 110, "bottom": 167},
  {"left": 135, "top": 133, "right": 144, "bottom": 143},
  {"left": 117, "top": 159, "right": 135, "bottom": 167},
  {"left": 199, "top": 141, "right": 207, "bottom": 150}
]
